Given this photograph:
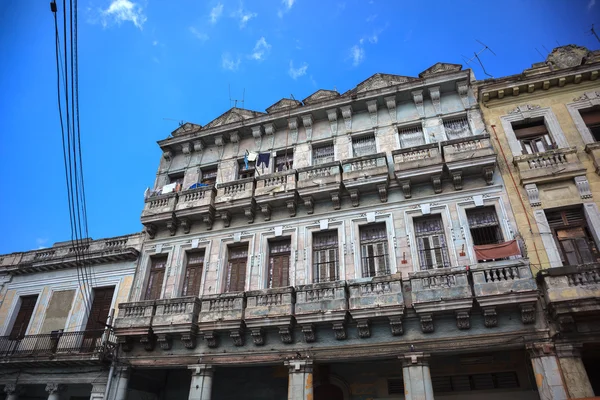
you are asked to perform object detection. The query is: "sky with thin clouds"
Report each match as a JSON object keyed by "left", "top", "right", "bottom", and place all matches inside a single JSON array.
[{"left": 0, "top": 0, "right": 598, "bottom": 252}]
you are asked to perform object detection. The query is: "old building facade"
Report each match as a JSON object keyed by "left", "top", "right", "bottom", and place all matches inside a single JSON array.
[
  {"left": 111, "top": 63, "right": 558, "bottom": 400},
  {"left": 477, "top": 44, "right": 600, "bottom": 399},
  {"left": 0, "top": 234, "right": 141, "bottom": 400}
]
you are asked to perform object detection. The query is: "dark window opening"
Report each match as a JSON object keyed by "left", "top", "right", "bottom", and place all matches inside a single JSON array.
[
  {"left": 313, "top": 143, "right": 334, "bottom": 165},
  {"left": 83, "top": 287, "right": 115, "bottom": 351},
  {"left": 201, "top": 167, "right": 218, "bottom": 186},
  {"left": 145, "top": 256, "right": 167, "bottom": 300},
  {"left": 238, "top": 160, "right": 256, "bottom": 179},
  {"left": 432, "top": 371, "right": 519, "bottom": 393},
  {"left": 512, "top": 118, "right": 554, "bottom": 154},
  {"left": 275, "top": 152, "right": 294, "bottom": 172},
  {"left": 313, "top": 231, "right": 339, "bottom": 283},
  {"left": 182, "top": 251, "right": 204, "bottom": 296},
  {"left": 580, "top": 107, "right": 600, "bottom": 142},
  {"left": 414, "top": 216, "right": 450, "bottom": 270},
  {"left": 387, "top": 377, "right": 404, "bottom": 395},
  {"left": 360, "top": 223, "right": 390, "bottom": 277},
  {"left": 467, "top": 207, "right": 503, "bottom": 246},
  {"left": 225, "top": 245, "right": 248, "bottom": 292},
  {"left": 352, "top": 134, "right": 376, "bottom": 157},
  {"left": 268, "top": 239, "right": 291, "bottom": 288},
  {"left": 168, "top": 173, "right": 185, "bottom": 191},
  {"left": 9, "top": 295, "right": 38, "bottom": 339},
  {"left": 546, "top": 207, "right": 600, "bottom": 266}
]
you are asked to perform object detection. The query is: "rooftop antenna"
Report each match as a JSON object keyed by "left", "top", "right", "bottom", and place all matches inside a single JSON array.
[
  {"left": 588, "top": 24, "right": 600, "bottom": 43},
  {"left": 229, "top": 84, "right": 246, "bottom": 109},
  {"left": 461, "top": 39, "right": 497, "bottom": 78},
  {"left": 535, "top": 48, "right": 545, "bottom": 59},
  {"left": 541, "top": 44, "right": 550, "bottom": 54},
  {"left": 163, "top": 117, "right": 185, "bottom": 126}
]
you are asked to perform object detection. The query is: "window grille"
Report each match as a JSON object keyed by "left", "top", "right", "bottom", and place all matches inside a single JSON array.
[
  {"left": 313, "top": 231, "right": 339, "bottom": 283},
  {"left": 512, "top": 119, "right": 554, "bottom": 154},
  {"left": 275, "top": 152, "right": 294, "bottom": 171},
  {"left": 268, "top": 239, "right": 291, "bottom": 288},
  {"left": 398, "top": 125, "right": 425, "bottom": 148},
  {"left": 360, "top": 223, "right": 390, "bottom": 277},
  {"left": 443, "top": 116, "right": 470, "bottom": 140},
  {"left": 312, "top": 143, "right": 334, "bottom": 165},
  {"left": 414, "top": 216, "right": 450, "bottom": 270},
  {"left": 225, "top": 245, "right": 248, "bottom": 292},
  {"left": 352, "top": 135, "right": 376, "bottom": 157},
  {"left": 467, "top": 207, "right": 503, "bottom": 246},
  {"left": 182, "top": 252, "right": 204, "bottom": 296},
  {"left": 201, "top": 167, "right": 217, "bottom": 186}
]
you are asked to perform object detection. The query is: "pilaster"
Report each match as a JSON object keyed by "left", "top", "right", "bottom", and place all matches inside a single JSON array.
[
  {"left": 188, "top": 364, "right": 214, "bottom": 400},
  {"left": 400, "top": 352, "right": 434, "bottom": 400},
  {"left": 285, "top": 359, "right": 313, "bottom": 400}
]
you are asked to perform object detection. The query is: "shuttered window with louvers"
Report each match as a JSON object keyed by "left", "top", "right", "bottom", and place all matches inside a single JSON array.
[
  {"left": 313, "top": 231, "right": 339, "bottom": 283},
  {"left": 182, "top": 252, "right": 204, "bottom": 296},
  {"left": 359, "top": 223, "right": 390, "bottom": 277},
  {"left": 268, "top": 239, "right": 291, "bottom": 288},
  {"left": 225, "top": 245, "right": 248, "bottom": 292},
  {"left": 414, "top": 216, "right": 450, "bottom": 270},
  {"left": 145, "top": 257, "right": 167, "bottom": 300}
]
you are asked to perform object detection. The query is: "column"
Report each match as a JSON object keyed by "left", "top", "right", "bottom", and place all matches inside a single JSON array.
[
  {"left": 528, "top": 343, "right": 568, "bottom": 400},
  {"left": 556, "top": 344, "right": 595, "bottom": 399},
  {"left": 114, "top": 367, "right": 131, "bottom": 400},
  {"left": 284, "top": 359, "right": 313, "bottom": 400},
  {"left": 4, "top": 384, "right": 22, "bottom": 400},
  {"left": 90, "top": 383, "right": 107, "bottom": 400},
  {"left": 401, "top": 352, "right": 434, "bottom": 400},
  {"left": 45, "top": 384, "right": 64, "bottom": 400},
  {"left": 188, "top": 364, "right": 214, "bottom": 400}
]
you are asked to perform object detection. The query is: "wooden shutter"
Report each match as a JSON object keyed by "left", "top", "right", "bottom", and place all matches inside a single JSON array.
[
  {"left": 145, "top": 257, "right": 167, "bottom": 300},
  {"left": 182, "top": 252, "right": 204, "bottom": 296},
  {"left": 85, "top": 287, "right": 115, "bottom": 331},
  {"left": 226, "top": 246, "right": 248, "bottom": 292},
  {"left": 9, "top": 295, "right": 38, "bottom": 339}
]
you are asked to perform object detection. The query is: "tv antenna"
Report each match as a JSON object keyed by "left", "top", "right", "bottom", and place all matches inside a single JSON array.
[
  {"left": 229, "top": 84, "right": 245, "bottom": 109},
  {"left": 588, "top": 24, "right": 600, "bottom": 44},
  {"left": 163, "top": 117, "right": 185, "bottom": 126},
  {"left": 461, "top": 39, "right": 497, "bottom": 78}
]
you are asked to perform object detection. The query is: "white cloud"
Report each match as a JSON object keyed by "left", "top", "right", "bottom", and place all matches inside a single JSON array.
[
  {"left": 350, "top": 45, "right": 365, "bottom": 66},
  {"left": 189, "top": 27, "right": 209, "bottom": 42},
  {"left": 278, "top": 0, "right": 295, "bottom": 17},
  {"left": 588, "top": 0, "right": 596, "bottom": 10},
  {"left": 100, "top": 0, "right": 147, "bottom": 29},
  {"left": 222, "top": 53, "right": 241, "bottom": 71},
  {"left": 234, "top": 4, "right": 257, "bottom": 28},
  {"left": 36, "top": 238, "right": 49, "bottom": 249},
  {"left": 288, "top": 61, "right": 308, "bottom": 79},
  {"left": 249, "top": 37, "right": 271, "bottom": 61},
  {"left": 210, "top": 3, "right": 224, "bottom": 23}
]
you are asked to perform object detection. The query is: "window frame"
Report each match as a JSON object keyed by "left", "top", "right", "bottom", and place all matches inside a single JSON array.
[
  {"left": 267, "top": 238, "right": 292, "bottom": 288},
  {"left": 566, "top": 92, "right": 600, "bottom": 145},
  {"left": 442, "top": 115, "right": 472, "bottom": 141},
  {"left": 200, "top": 166, "right": 218, "bottom": 187},
  {"left": 545, "top": 207, "right": 600, "bottom": 266},
  {"left": 311, "top": 142, "right": 335, "bottom": 166},
  {"left": 181, "top": 251, "right": 205, "bottom": 297},
  {"left": 351, "top": 133, "right": 377, "bottom": 158},
  {"left": 413, "top": 215, "right": 451, "bottom": 270},
  {"left": 312, "top": 230, "right": 341, "bottom": 283},
  {"left": 224, "top": 244, "right": 249, "bottom": 293},
  {"left": 397, "top": 123, "right": 426, "bottom": 148},
  {"left": 359, "top": 222, "right": 391, "bottom": 277},
  {"left": 145, "top": 256, "right": 168, "bottom": 300},
  {"left": 237, "top": 158, "right": 256, "bottom": 179}
]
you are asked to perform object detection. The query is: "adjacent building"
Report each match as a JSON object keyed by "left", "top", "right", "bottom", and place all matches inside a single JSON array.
[{"left": 0, "top": 234, "right": 142, "bottom": 400}]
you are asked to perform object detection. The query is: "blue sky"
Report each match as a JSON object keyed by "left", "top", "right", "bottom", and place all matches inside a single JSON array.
[{"left": 0, "top": 0, "right": 598, "bottom": 253}]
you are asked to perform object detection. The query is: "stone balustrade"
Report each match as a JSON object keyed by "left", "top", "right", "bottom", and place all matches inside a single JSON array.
[
  {"left": 152, "top": 297, "right": 202, "bottom": 349},
  {"left": 255, "top": 170, "right": 298, "bottom": 219},
  {"left": 295, "top": 280, "right": 349, "bottom": 341},
  {"left": 341, "top": 152, "right": 389, "bottom": 205},
  {"left": 392, "top": 143, "right": 444, "bottom": 198},
  {"left": 513, "top": 147, "right": 585, "bottom": 185},
  {"left": 297, "top": 161, "right": 343, "bottom": 213},
  {"left": 197, "top": 292, "right": 246, "bottom": 347},
  {"left": 113, "top": 300, "right": 156, "bottom": 351},
  {"left": 442, "top": 134, "right": 497, "bottom": 188},
  {"left": 245, "top": 287, "right": 295, "bottom": 345},
  {"left": 176, "top": 186, "right": 216, "bottom": 210},
  {"left": 142, "top": 192, "right": 178, "bottom": 218}
]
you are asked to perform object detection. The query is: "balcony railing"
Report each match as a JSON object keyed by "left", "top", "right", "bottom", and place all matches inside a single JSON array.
[
  {"left": 0, "top": 329, "right": 115, "bottom": 361},
  {"left": 297, "top": 161, "right": 343, "bottom": 212},
  {"left": 513, "top": 147, "right": 585, "bottom": 185},
  {"left": 142, "top": 192, "right": 178, "bottom": 217},
  {"left": 392, "top": 143, "right": 444, "bottom": 197},
  {"left": 176, "top": 186, "right": 216, "bottom": 210},
  {"left": 341, "top": 153, "right": 389, "bottom": 205}
]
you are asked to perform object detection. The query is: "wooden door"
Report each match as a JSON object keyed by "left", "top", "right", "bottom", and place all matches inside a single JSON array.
[
  {"left": 82, "top": 287, "right": 115, "bottom": 352},
  {"left": 9, "top": 295, "right": 38, "bottom": 339},
  {"left": 145, "top": 257, "right": 167, "bottom": 300}
]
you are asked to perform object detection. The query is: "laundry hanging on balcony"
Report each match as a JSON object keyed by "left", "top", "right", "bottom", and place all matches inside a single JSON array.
[{"left": 474, "top": 240, "right": 521, "bottom": 261}]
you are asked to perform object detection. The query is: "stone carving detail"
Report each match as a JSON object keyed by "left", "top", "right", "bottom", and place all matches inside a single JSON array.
[
  {"left": 357, "top": 320, "right": 371, "bottom": 338},
  {"left": 4, "top": 384, "right": 21, "bottom": 395},
  {"left": 181, "top": 333, "right": 197, "bottom": 349},
  {"left": 279, "top": 326, "right": 293, "bottom": 344},
  {"left": 377, "top": 184, "right": 388, "bottom": 203},
  {"left": 118, "top": 336, "right": 133, "bottom": 352},
  {"left": 546, "top": 45, "right": 588, "bottom": 69},
  {"left": 145, "top": 223, "right": 157, "bottom": 239},
  {"left": 301, "top": 115, "right": 313, "bottom": 141},
  {"left": 266, "top": 98, "right": 301, "bottom": 113},
  {"left": 251, "top": 126, "right": 263, "bottom": 147},
  {"left": 508, "top": 104, "right": 541, "bottom": 115},
  {"left": 193, "top": 140, "right": 204, "bottom": 152},
  {"left": 251, "top": 328, "right": 264, "bottom": 346},
  {"left": 452, "top": 172, "right": 463, "bottom": 191},
  {"left": 429, "top": 86, "right": 441, "bottom": 115},
  {"left": 286, "top": 199, "right": 297, "bottom": 217},
  {"left": 244, "top": 206, "right": 255, "bottom": 224},
  {"left": 303, "top": 89, "right": 340, "bottom": 105},
  {"left": 456, "top": 311, "right": 470, "bottom": 330},
  {"left": 303, "top": 196, "right": 314, "bottom": 214},
  {"left": 525, "top": 184, "right": 541, "bottom": 207},
  {"left": 180, "top": 218, "right": 191, "bottom": 234},
  {"left": 340, "top": 105, "right": 352, "bottom": 132},
  {"left": 353, "top": 73, "right": 413, "bottom": 93},
  {"left": 214, "top": 135, "right": 225, "bottom": 146},
  {"left": 163, "top": 150, "right": 173, "bottom": 161},
  {"left": 389, "top": 317, "right": 404, "bottom": 336},
  {"left": 482, "top": 166, "right": 494, "bottom": 185},
  {"left": 327, "top": 109, "right": 338, "bottom": 136},
  {"left": 420, "top": 314, "right": 434, "bottom": 333},
  {"left": 333, "top": 322, "right": 347, "bottom": 340},
  {"left": 203, "top": 212, "right": 214, "bottom": 230},
  {"left": 331, "top": 192, "right": 341, "bottom": 210},
  {"left": 520, "top": 304, "right": 536, "bottom": 324},
  {"left": 575, "top": 176, "right": 593, "bottom": 199},
  {"left": 366, "top": 100, "right": 378, "bottom": 126},
  {"left": 230, "top": 329, "right": 244, "bottom": 346},
  {"left": 483, "top": 307, "right": 498, "bottom": 328},
  {"left": 348, "top": 189, "right": 360, "bottom": 207},
  {"left": 260, "top": 204, "right": 272, "bottom": 221},
  {"left": 456, "top": 80, "right": 469, "bottom": 107},
  {"left": 400, "top": 180, "right": 412, "bottom": 199},
  {"left": 302, "top": 324, "right": 316, "bottom": 343},
  {"left": 264, "top": 123, "right": 276, "bottom": 136},
  {"left": 45, "top": 384, "right": 65, "bottom": 395},
  {"left": 432, "top": 176, "right": 442, "bottom": 194},
  {"left": 181, "top": 142, "right": 191, "bottom": 155},
  {"left": 140, "top": 334, "right": 155, "bottom": 351},
  {"left": 411, "top": 90, "right": 424, "bottom": 117},
  {"left": 384, "top": 96, "right": 397, "bottom": 123},
  {"left": 157, "top": 334, "right": 172, "bottom": 350},
  {"left": 558, "top": 315, "right": 575, "bottom": 332},
  {"left": 167, "top": 215, "right": 177, "bottom": 236},
  {"left": 573, "top": 91, "right": 600, "bottom": 102},
  {"left": 204, "top": 331, "right": 218, "bottom": 348},
  {"left": 419, "top": 62, "right": 462, "bottom": 78},
  {"left": 288, "top": 117, "right": 299, "bottom": 143}
]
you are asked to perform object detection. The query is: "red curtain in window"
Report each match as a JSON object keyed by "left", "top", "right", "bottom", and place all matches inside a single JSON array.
[{"left": 474, "top": 240, "right": 521, "bottom": 261}]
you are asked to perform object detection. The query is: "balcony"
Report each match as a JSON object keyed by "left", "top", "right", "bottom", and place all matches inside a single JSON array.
[
  {"left": 151, "top": 297, "right": 201, "bottom": 350},
  {"left": 585, "top": 142, "right": 600, "bottom": 175},
  {"left": 347, "top": 276, "right": 405, "bottom": 338},
  {"left": 174, "top": 186, "right": 216, "bottom": 231},
  {"left": 215, "top": 178, "right": 256, "bottom": 226},
  {"left": 392, "top": 143, "right": 444, "bottom": 198},
  {"left": 254, "top": 170, "right": 298, "bottom": 220},
  {"left": 442, "top": 135, "right": 497, "bottom": 190},
  {"left": 297, "top": 161, "right": 343, "bottom": 214},
  {"left": 409, "top": 267, "right": 473, "bottom": 333},
  {"left": 113, "top": 300, "right": 156, "bottom": 351},
  {"left": 341, "top": 152, "right": 390, "bottom": 206},
  {"left": 294, "top": 281, "right": 348, "bottom": 342},
  {"left": 197, "top": 292, "right": 246, "bottom": 347},
  {"left": 513, "top": 147, "right": 586, "bottom": 185},
  {"left": 0, "top": 329, "right": 115, "bottom": 364},
  {"left": 471, "top": 260, "right": 538, "bottom": 327},
  {"left": 141, "top": 193, "right": 178, "bottom": 236},
  {"left": 538, "top": 263, "right": 600, "bottom": 332},
  {"left": 244, "top": 287, "right": 295, "bottom": 345}
]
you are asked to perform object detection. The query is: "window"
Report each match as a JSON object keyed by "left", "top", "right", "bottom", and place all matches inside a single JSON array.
[
  {"left": 83, "top": 287, "right": 115, "bottom": 351},
  {"left": 313, "top": 231, "right": 339, "bottom": 283},
  {"left": 432, "top": 372, "right": 519, "bottom": 392},
  {"left": 169, "top": 173, "right": 184, "bottom": 189},
  {"left": 313, "top": 143, "right": 334, "bottom": 165},
  {"left": 275, "top": 152, "right": 294, "bottom": 172},
  {"left": 224, "top": 245, "right": 248, "bottom": 292},
  {"left": 546, "top": 208, "right": 600, "bottom": 266},
  {"left": 414, "top": 216, "right": 450, "bottom": 270},
  {"left": 360, "top": 223, "right": 390, "bottom": 277},
  {"left": 580, "top": 107, "right": 600, "bottom": 142},
  {"left": 444, "top": 116, "right": 470, "bottom": 140},
  {"left": 398, "top": 125, "right": 425, "bottom": 148},
  {"left": 9, "top": 295, "right": 38, "bottom": 339},
  {"left": 512, "top": 119, "right": 554, "bottom": 154},
  {"left": 352, "top": 134, "right": 376, "bottom": 157},
  {"left": 238, "top": 159, "right": 255, "bottom": 179},
  {"left": 467, "top": 207, "right": 503, "bottom": 246},
  {"left": 182, "top": 252, "right": 204, "bottom": 296},
  {"left": 387, "top": 378, "right": 404, "bottom": 395},
  {"left": 268, "top": 239, "right": 291, "bottom": 288},
  {"left": 201, "top": 167, "right": 218, "bottom": 186},
  {"left": 145, "top": 256, "right": 167, "bottom": 300}
]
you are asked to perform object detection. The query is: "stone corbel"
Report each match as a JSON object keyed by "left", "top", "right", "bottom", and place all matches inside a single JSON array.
[
  {"left": 301, "top": 114, "right": 314, "bottom": 142},
  {"left": 420, "top": 313, "right": 434, "bottom": 333},
  {"left": 167, "top": 214, "right": 178, "bottom": 236},
  {"left": 181, "top": 333, "right": 197, "bottom": 349},
  {"left": 451, "top": 171, "right": 463, "bottom": 191},
  {"left": 163, "top": 149, "right": 173, "bottom": 161},
  {"left": 220, "top": 210, "right": 232, "bottom": 227},
  {"left": 4, "top": 384, "right": 22, "bottom": 397},
  {"left": 483, "top": 307, "right": 498, "bottom": 328},
  {"left": 482, "top": 166, "right": 494, "bottom": 185},
  {"left": 411, "top": 90, "right": 424, "bottom": 117},
  {"left": 288, "top": 117, "right": 299, "bottom": 143},
  {"left": 348, "top": 188, "right": 360, "bottom": 207},
  {"left": 456, "top": 80, "right": 469, "bottom": 108},
  {"left": 456, "top": 311, "right": 470, "bottom": 330},
  {"left": 193, "top": 139, "right": 204, "bottom": 152},
  {"left": 251, "top": 125, "right": 263, "bottom": 147},
  {"left": 520, "top": 303, "right": 536, "bottom": 324},
  {"left": 286, "top": 199, "right": 297, "bottom": 217},
  {"left": 303, "top": 196, "right": 314, "bottom": 214},
  {"left": 279, "top": 325, "right": 293, "bottom": 344},
  {"left": 330, "top": 192, "right": 341, "bottom": 210},
  {"left": 203, "top": 212, "right": 214, "bottom": 230},
  {"left": 204, "top": 331, "right": 218, "bottom": 348},
  {"left": 366, "top": 99, "right": 378, "bottom": 126},
  {"left": 356, "top": 319, "right": 370, "bottom": 338},
  {"left": 251, "top": 328, "right": 264, "bottom": 346},
  {"left": 377, "top": 184, "right": 388, "bottom": 203},
  {"left": 214, "top": 135, "right": 225, "bottom": 147},
  {"left": 140, "top": 334, "right": 155, "bottom": 351},
  {"left": 145, "top": 223, "right": 157, "bottom": 239},
  {"left": 118, "top": 336, "right": 134, "bottom": 352},
  {"left": 389, "top": 316, "right": 404, "bottom": 336},
  {"left": 301, "top": 324, "right": 316, "bottom": 343},
  {"left": 156, "top": 333, "right": 172, "bottom": 350},
  {"left": 326, "top": 109, "right": 338, "bottom": 136},
  {"left": 384, "top": 96, "right": 397, "bottom": 123},
  {"left": 431, "top": 175, "right": 442, "bottom": 194},
  {"left": 45, "top": 384, "right": 65, "bottom": 396},
  {"left": 428, "top": 86, "right": 441, "bottom": 115},
  {"left": 180, "top": 218, "right": 191, "bottom": 234},
  {"left": 264, "top": 123, "right": 275, "bottom": 136},
  {"left": 333, "top": 321, "right": 347, "bottom": 340},
  {"left": 557, "top": 315, "right": 575, "bottom": 332},
  {"left": 400, "top": 180, "right": 412, "bottom": 199},
  {"left": 230, "top": 329, "right": 244, "bottom": 346},
  {"left": 244, "top": 205, "right": 255, "bottom": 224},
  {"left": 340, "top": 105, "right": 353, "bottom": 132},
  {"left": 260, "top": 204, "right": 272, "bottom": 221},
  {"left": 575, "top": 176, "right": 593, "bottom": 199},
  {"left": 525, "top": 184, "right": 541, "bottom": 207},
  {"left": 181, "top": 142, "right": 192, "bottom": 155}
]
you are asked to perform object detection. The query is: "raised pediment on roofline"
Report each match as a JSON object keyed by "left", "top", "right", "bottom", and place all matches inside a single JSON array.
[
  {"left": 171, "top": 122, "right": 202, "bottom": 137},
  {"left": 203, "top": 107, "right": 265, "bottom": 129},
  {"left": 348, "top": 73, "right": 417, "bottom": 95},
  {"left": 266, "top": 98, "right": 302, "bottom": 113},
  {"left": 302, "top": 89, "right": 340, "bottom": 105},
  {"left": 418, "top": 63, "right": 463, "bottom": 78}
]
